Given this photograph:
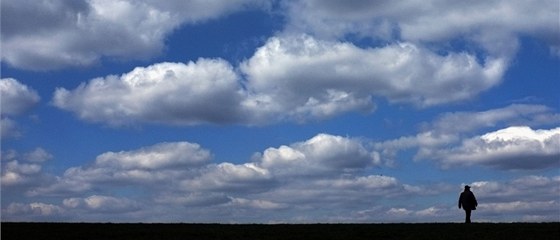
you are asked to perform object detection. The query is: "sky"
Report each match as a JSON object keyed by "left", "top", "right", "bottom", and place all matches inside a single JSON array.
[{"left": 1, "top": 0, "right": 559, "bottom": 223}]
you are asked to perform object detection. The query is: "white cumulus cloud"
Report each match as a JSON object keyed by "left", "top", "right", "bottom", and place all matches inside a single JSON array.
[
  {"left": 1, "top": 0, "right": 268, "bottom": 70},
  {"left": 283, "top": 0, "right": 559, "bottom": 57},
  {"left": 0, "top": 78, "right": 40, "bottom": 116},
  {"left": 53, "top": 59, "right": 244, "bottom": 126},
  {"left": 254, "top": 133, "right": 381, "bottom": 177},
  {"left": 427, "top": 126, "right": 560, "bottom": 169},
  {"left": 242, "top": 35, "right": 505, "bottom": 110},
  {"left": 1, "top": 78, "right": 40, "bottom": 138},
  {"left": 53, "top": 35, "right": 507, "bottom": 126}
]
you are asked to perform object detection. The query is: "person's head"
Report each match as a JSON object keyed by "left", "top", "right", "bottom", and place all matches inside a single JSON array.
[{"left": 464, "top": 185, "right": 471, "bottom": 191}]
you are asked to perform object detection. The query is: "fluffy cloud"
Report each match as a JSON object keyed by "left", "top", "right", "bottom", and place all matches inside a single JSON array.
[
  {"left": 3, "top": 136, "right": 559, "bottom": 222},
  {"left": 32, "top": 141, "right": 212, "bottom": 196},
  {"left": 6, "top": 134, "right": 423, "bottom": 222},
  {"left": 181, "top": 163, "right": 274, "bottom": 193},
  {"left": 426, "top": 126, "right": 560, "bottom": 169},
  {"left": 94, "top": 142, "right": 211, "bottom": 170},
  {"left": 5, "top": 0, "right": 556, "bottom": 71},
  {"left": 0, "top": 78, "right": 40, "bottom": 116},
  {"left": 283, "top": 0, "right": 559, "bottom": 57},
  {"left": 254, "top": 133, "right": 381, "bottom": 177},
  {"left": 376, "top": 104, "right": 560, "bottom": 169},
  {"left": 54, "top": 35, "right": 506, "bottom": 126},
  {"left": 1, "top": 148, "right": 52, "bottom": 187},
  {"left": 0, "top": 78, "right": 40, "bottom": 138},
  {"left": 1, "top": 0, "right": 268, "bottom": 70},
  {"left": 469, "top": 176, "right": 560, "bottom": 222},
  {"left": 33, "top": 134, "right": 380, "bottom": 197},
  {"left": 53, "top": 59, "right": 244, "bottom": 126},
  {"left": 0, "top": 160, "right": 42, "bottom": 186},
  {"left": 242, "top": 35, "right": 505, "bottom": 110}
]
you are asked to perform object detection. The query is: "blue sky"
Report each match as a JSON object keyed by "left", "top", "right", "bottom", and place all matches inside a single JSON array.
[{"left": 1, "top": 0, "right": 559, "bottom": 223}]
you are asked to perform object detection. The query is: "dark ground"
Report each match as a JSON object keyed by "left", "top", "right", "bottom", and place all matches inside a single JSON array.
[{"left": 2, "top": 222, "right": 559, "bottom": 240}]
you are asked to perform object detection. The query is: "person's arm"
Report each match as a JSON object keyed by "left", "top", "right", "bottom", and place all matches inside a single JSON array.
[
  {"left": 473, "top": 194, "right": 478, "bottom": 207},
  {"left": 458, "top": 194, "right": 462, "bottom": 209}
]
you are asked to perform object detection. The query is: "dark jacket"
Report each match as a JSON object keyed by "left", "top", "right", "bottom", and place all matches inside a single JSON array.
[{"left": 459, "top": 190, "right": 478, "bottom": 210}]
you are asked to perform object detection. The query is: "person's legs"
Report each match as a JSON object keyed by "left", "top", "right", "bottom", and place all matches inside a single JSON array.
[{"left": 465, "top": 209, "right": 472, "bottom": 223}]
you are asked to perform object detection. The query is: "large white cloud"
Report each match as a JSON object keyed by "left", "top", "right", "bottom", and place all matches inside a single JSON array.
[
  {"left": 242, "top": 35, "right": 505, "bottom": 111},
  {"left": 376, "top": 104, "right": 560, "bottom": 169},
  {"left": 0, "top": 0, "right": 269, "bottom": 70},
  {"left": 426, "top": 126, "right": 560, "bottom": 169},
  {"left": 53, "top": 35, "right": 507, "bottom": 126},
  {"left": 254, "top": 133, "right": 381, "bottom": 177},
  {"left": 53, "top": 59, "right": 245, "bottom": 126}
]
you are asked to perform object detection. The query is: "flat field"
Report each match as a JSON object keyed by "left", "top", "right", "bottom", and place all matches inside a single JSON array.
[{"left": 2, "top": 222, "right": 559, "bottom": 240}]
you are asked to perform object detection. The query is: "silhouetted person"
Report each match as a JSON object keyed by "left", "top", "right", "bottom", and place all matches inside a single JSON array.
[{"left": 458, "top": 185, "right": 478, "bottom": 223}]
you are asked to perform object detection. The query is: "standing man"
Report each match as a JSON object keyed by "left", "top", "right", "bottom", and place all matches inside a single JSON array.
[{"left": 458, "top": 185, "right": 478, "bottom": 223}]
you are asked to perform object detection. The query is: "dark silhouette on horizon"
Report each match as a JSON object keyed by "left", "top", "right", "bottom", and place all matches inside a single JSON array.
[{"left": 458, "top": 185, "right": 478, "bottom": 223}]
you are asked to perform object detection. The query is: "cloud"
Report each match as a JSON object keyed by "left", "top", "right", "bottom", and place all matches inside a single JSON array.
[
  {"left": 94, "top": 142, "right": 212, "bottom": 170},
  {"left": 283, "top": 0, "right": 559, "bottom": 57},
  {"left": 3, "top": 136, "right": 559, "bottom": 222},
  {"left": 253, "top": 133, "right": 381, "bottom": 177},
  {"left": 181, "top": 163, "right": 274, "bottom": 193},
  {"left": 0, "top": 78, "right": 40, "bottom": 116},
  {"left": 471, "top": 176, "right": 560, "bottom": 202},
  {"left": 7, "top": 134, "right": 423, "bottom": 222},
  {"left": 468, "top": 176, "right": 560, "bottom": 222},
  {"left": 425, "top": 126, "right": 560, "bottom": 169},
  {"left": 22, "top": 148, "right": 53, "bottom": 163},
  {"left": 428, "top": 104, "right": 560, "bottom": 134},
  {"left": 32, "top": 134, "right": 379, "bottom": 197},
  {"left": 0, "top": 160, "right": 42, "bottom": 186},
  {"left": 1, "top": 148, "right": 53, "bottom": 187},
  {"left": 375, "top": 104, "right": 560, "bottom": 169},
  {"left": 242, "top": 35, "right": 505, "bottom": 110},
  {"left": 5, "top": 0, "right": 556, "bottom": 72},
  {"left": 31, "top": 141, "right": 212, "bottom": 196},
  {"left": 5, "top": 202, "right": 65, "bottom": 217},
  {"left": 1, "top": 118, "right": 21, "bottom": 139},
  {"left": 1, "top": 0, "right": 268, "bottom": 70},
  {"left": 0, "top": 78, "right": 40, "bottom": 138},
  {"left": 63, "top": 195, "right": 141, "bottom": 213},
  {"left": 379, "top": 175, "right": 560, "bottom": 222},
  {"left": 53, "top": 59, "right": 244, "bottom": 126},
  {"left": 53, "top": 35, "right": 507, "bottom": 126}
]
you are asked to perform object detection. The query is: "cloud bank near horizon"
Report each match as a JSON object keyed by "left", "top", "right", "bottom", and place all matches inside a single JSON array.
[{"left": 3, "top": 108, "right": 558, "bottom": 222}]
